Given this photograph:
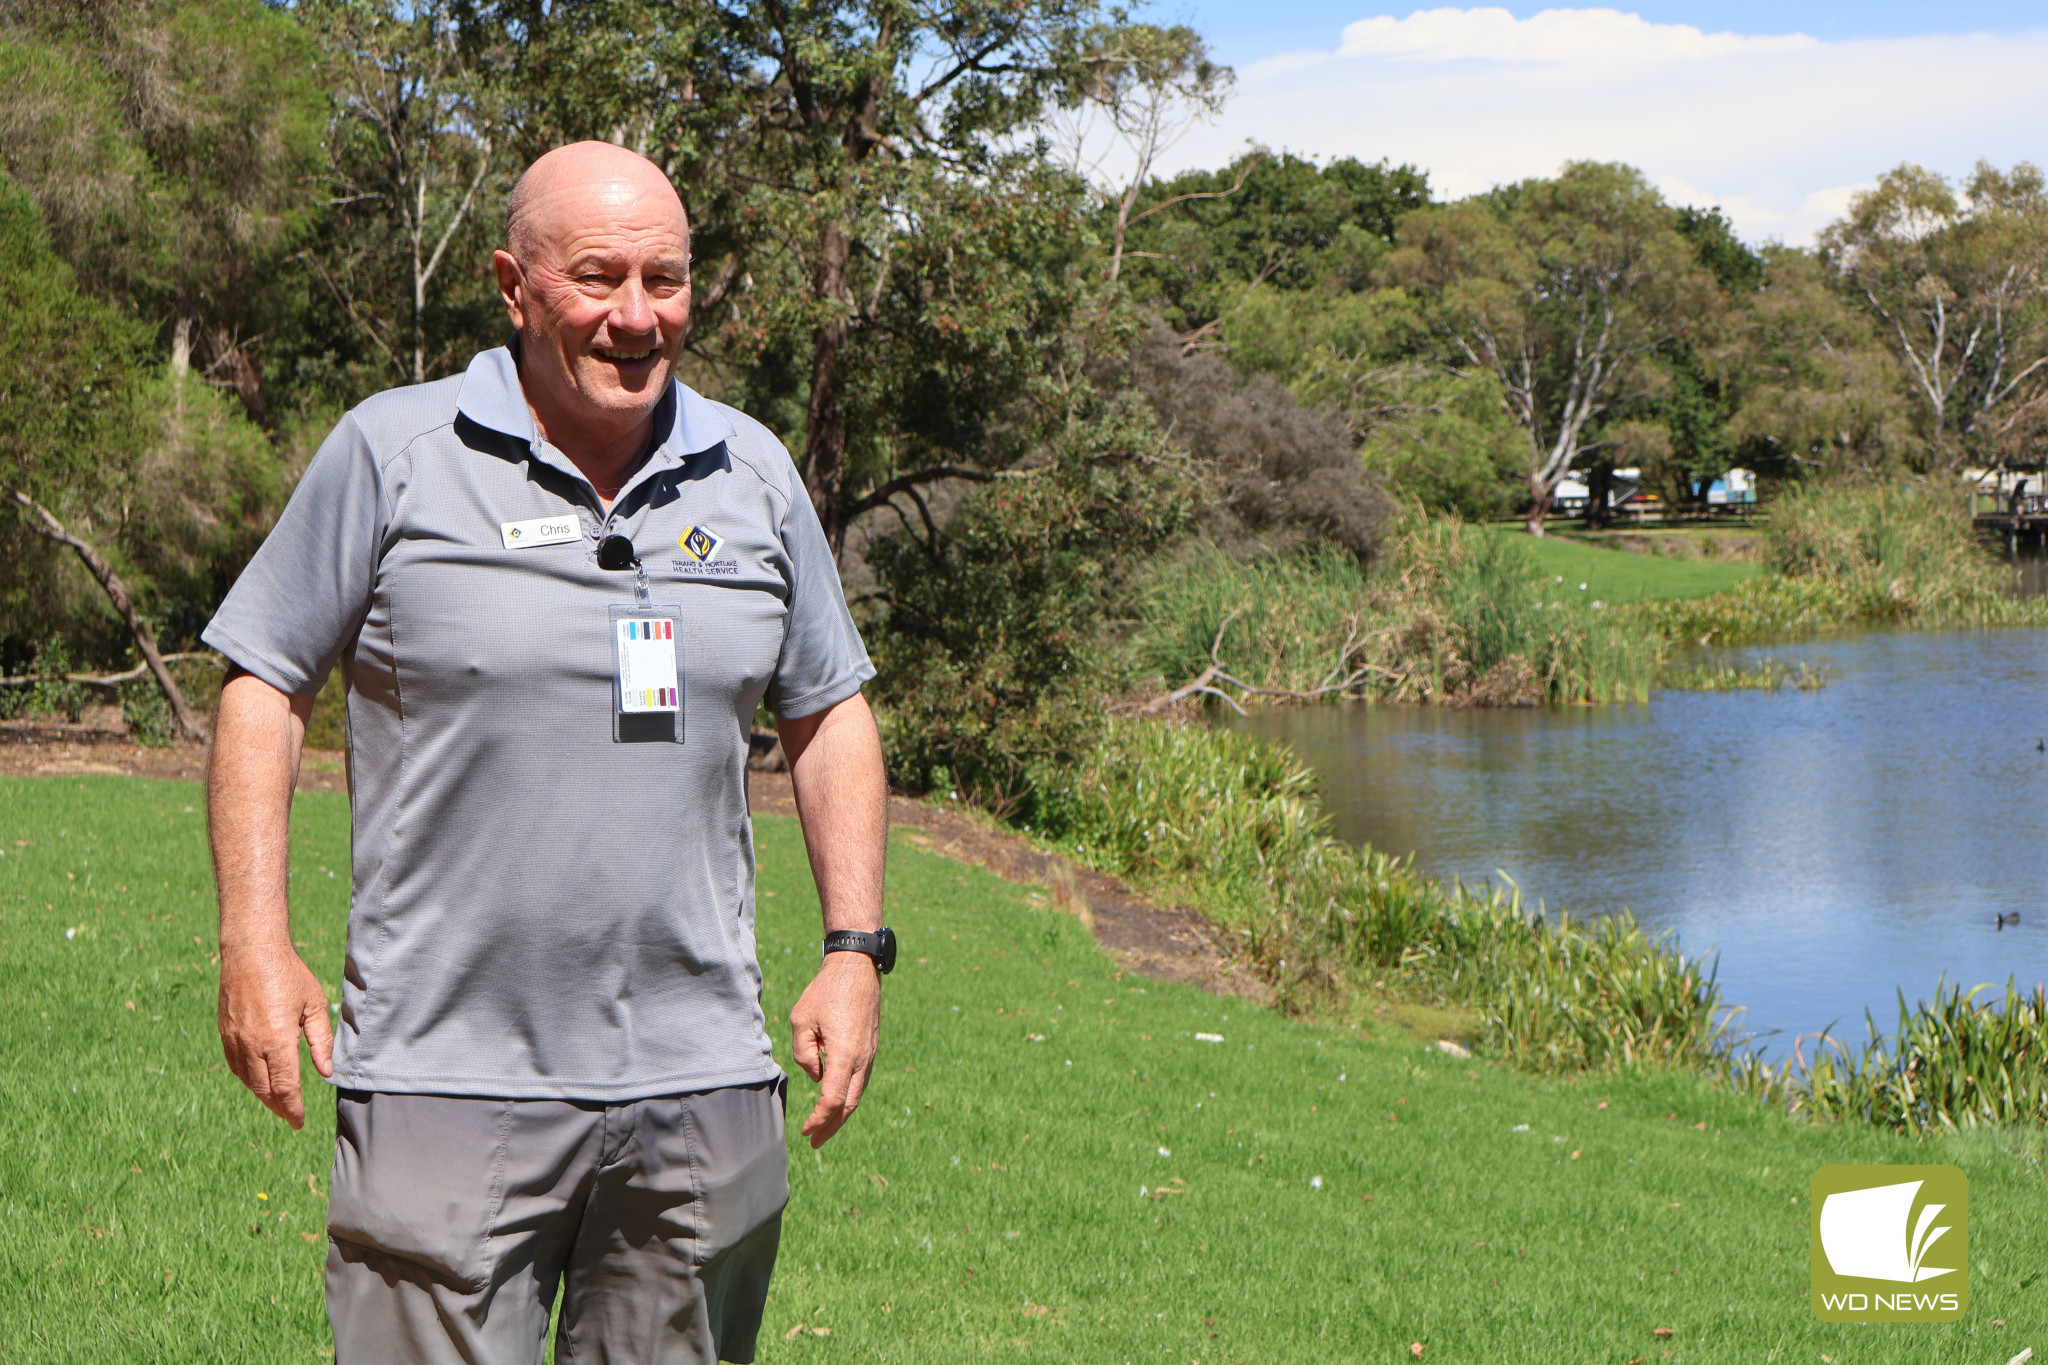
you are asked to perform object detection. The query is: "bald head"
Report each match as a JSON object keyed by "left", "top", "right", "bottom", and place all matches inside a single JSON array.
[
  {"left": 506, "top": 141, "right": 688, "bottom": 266},
  {"left": 493, "top": 141, "right": 695, "bottom": 472}
]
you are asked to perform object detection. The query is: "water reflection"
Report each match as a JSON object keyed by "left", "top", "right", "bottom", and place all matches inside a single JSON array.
[{"left": 1230, "top": 628, "right": 2048, "bottom": 1054}]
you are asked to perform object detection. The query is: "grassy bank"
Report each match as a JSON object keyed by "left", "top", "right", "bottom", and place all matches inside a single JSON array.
[
  {"left": 1516, "top": 529, "right": 1761, "bottom": 604},
  {"left": 4, "top": 776, "right": 2047, "bottom": 1361}
]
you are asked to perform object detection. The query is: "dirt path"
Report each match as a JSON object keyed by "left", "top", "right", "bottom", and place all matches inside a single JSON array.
[{"left": 0, "top": 728, "right": 1259, "bottom": 1000}]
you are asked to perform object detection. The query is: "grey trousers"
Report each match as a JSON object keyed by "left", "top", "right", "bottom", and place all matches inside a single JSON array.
[{"left": 324, "top": 1080, "right": 788, "bottom": 1364}]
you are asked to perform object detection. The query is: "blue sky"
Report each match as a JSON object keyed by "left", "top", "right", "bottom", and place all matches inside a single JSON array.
[
  {"left": 1175, "top": 2, "right": 2048, "bottom": 64},
  {"left": 1134, "top": 3, "right": 2048, "bottom": 241}
]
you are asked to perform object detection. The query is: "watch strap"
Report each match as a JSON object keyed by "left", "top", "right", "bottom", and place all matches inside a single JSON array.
[{"left": 823, "top": 927, "right": 896, "bottom": 974}]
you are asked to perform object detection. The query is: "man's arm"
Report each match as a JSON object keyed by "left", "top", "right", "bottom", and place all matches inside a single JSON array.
[
  {"left": 209, "top": 667, "right": 333, "bottom": 1130},
  {"left": 776, "top": 690, "right": 887, "bottom": 1148}
]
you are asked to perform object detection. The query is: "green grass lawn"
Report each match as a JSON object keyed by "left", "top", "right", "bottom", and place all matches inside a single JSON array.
[
  {"left": 1505, "top": 527, "right": 1762, "bottom": 604},
  {"left": 4, "top": 775, "right": 2046, "bottom": 1362}
]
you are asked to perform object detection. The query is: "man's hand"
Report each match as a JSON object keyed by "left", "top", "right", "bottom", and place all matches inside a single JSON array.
[
  {"left": 218, "top": 943, "right": 334, "bottom": 1130},
  {"left": 789, "top": 952, "right": 881, "bottom": 1148},
  {"left": 209, "top": 667, "right": 321, "bottom": 1128},
  {"left": 777, "top": 692, "right": 888, "bottom": 1148}
]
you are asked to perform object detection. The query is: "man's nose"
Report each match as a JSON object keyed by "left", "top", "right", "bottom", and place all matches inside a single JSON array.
[{"left": 610, "top": 276, "right": 658, "bottom": 336}]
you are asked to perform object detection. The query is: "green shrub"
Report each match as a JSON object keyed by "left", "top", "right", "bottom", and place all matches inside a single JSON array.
[{"left": 0, "top": 637, "right": 92, "bottom": 722}]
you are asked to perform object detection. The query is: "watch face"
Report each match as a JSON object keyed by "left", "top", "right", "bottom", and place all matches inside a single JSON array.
[{"left": 878, "top": 926, "right": 898, "bottom": 974}]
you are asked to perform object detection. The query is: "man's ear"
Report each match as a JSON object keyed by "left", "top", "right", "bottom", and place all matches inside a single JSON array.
[{"left": 493, "top": 250, "right": 528, "bottom": 331}]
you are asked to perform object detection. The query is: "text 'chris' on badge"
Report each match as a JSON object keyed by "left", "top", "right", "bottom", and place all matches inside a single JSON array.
[{"left": 615, "top": 617, "right": 679, "bottom": 713}]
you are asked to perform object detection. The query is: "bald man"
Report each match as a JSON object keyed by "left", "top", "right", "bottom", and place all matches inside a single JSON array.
[{"left": 204, "top": 142, "right": 890, "bottom": 1364}]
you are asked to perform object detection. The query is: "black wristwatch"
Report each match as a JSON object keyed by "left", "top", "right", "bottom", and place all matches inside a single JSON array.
[{"left": 823, "top": 927, "right": 896, "bottom": 974}]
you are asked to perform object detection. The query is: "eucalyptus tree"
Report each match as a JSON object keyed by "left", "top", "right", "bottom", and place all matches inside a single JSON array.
[
  {"left": 1731, "top": 246, "right": 1916, "bottom": 480},
  {"left": 1391, "top": 162, "right": 1714, "bottom": 534},
  {"left": 300, "top": 0, "right": 509, "bottom": 388},
  {"left": 1045, "top": 22, "right": 1229, "bottom": 284},
  {"left": 476, "top": 0, "right": 1133, "bottom": 553},
  {"left": 1821, "top": 161, "right": 2048, "bottom": 473}
]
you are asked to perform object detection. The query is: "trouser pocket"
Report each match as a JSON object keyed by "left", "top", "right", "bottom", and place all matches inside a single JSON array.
[{"left": 327, "top": 1090, "right": 514, "bottom": 1293}]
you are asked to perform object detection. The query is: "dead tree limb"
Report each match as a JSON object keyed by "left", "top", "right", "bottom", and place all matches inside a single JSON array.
[
  {"left": 1118, "top": 609, "right": 1247, "bottom": 716},
  {"left": 1119, "top": 610, "right": 1406, "bottom": 715},
  {"left": 0, "top": 652, "right": 221, "bottom": 690},
  {"left": 5, "top": 488, "right": 210, "bottom": 741}
]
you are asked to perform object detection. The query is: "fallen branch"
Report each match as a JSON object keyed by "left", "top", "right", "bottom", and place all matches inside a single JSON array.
[
  {"left": 4, "top": 488, "right": 210, "bottom": 741},
  {"left": 1117, "top": 610, "right": 1405, "bottom": 715},
  {"left": 0, "top": 652, "right": 222, "bottom": 690},
  {"left": 1117, "top": 610, "right": 1249, "bottom": 717}
]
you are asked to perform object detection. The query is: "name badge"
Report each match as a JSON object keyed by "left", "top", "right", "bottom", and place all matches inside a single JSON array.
[{"left": 500, "top": 515, "right": 583, "bottom": 549}]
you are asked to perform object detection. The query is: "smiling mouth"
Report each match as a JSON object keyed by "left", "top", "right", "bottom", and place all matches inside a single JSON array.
[{"left": 593, "top": 346, "right": 658, "bottom": 363}]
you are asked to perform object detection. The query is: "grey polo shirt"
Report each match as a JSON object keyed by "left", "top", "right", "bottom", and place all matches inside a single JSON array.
[{"left": 203, "top": 346, "right": 874, "bottom": 1101}]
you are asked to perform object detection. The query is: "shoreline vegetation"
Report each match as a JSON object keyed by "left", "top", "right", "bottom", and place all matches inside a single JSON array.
[{"left": 1011, "top": 482, "right": 2048, "bottom": 1135}]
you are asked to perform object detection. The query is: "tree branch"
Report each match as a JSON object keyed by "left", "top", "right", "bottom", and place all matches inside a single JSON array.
[{"left": 5, "top": 488, "right": 209, "bottom": 740}]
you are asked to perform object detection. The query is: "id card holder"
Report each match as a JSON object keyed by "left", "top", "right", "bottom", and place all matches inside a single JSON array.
[{"left": 609, "top": 603, "right": 683, "bottom": 744}]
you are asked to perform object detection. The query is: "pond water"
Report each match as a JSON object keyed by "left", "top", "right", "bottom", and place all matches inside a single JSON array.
[{"left": 1230, "top": 628, "right": 2048, "bottom": 1055}]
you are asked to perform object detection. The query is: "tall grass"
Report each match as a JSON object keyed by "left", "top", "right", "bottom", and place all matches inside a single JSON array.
[
  {"left": 1134, "top": 520, "right": 1659, "bottom": 707},
  {"left": 1634, "top": 482, "right": 2048, "bottom": 645},
  {"left": 1734, "top": 981, "right": 2048, "bottom": 1133},
  {"left": 1032, "top": 718, "right": 1727, "bottom": 1072}
]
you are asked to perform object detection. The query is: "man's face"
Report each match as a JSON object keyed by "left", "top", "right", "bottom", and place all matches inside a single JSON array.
[{"left": 494, "top": 175, "right": 691, "bottom": 431}]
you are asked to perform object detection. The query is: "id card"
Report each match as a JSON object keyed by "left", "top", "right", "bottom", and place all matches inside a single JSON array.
[{"left": 609, "top": 603, "right": 683, "bottom": 743}]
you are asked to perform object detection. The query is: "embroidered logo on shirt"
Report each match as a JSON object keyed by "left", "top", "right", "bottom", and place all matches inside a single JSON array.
[{"left": 676, "top": 525, "right": 725, "bottom": 563}]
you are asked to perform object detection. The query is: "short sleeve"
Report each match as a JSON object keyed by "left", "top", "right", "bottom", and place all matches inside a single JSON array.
[
  {"left": 201, "top": 412, "right": 387, "bottom": 696},
  {"left": 765, "top": 474, "right": 876, "bottom": 718}
]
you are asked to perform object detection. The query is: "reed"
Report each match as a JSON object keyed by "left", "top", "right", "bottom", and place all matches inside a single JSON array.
[
  {"left": 1634, "top": 482, "right": 2048, "bottom": 646},
  {"left": 1133, "top": 519, "right": 1660, "bottom": 707},
  {"left": 1732, "top": 980, "right": 2048, "bottom": 1132}
]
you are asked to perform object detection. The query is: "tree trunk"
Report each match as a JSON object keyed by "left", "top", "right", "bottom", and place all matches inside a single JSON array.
[
  {"left": 802, "top": 221, "right": 854, "bottom": 554},
  {"left": 1585, "top": 460, "right": 1614, "bottom": 530},
  {"left": 6, "top": 488, "right": 209, "bottom": 742},
  {"left": 1524, "top": 469, "right": 1553, "bottom": 536}
]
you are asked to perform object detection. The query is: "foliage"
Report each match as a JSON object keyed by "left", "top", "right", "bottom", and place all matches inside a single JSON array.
[
  {"left": 475, "top": 0, "right": 1132, "bottom": 552},
  {"left": 1734, "top": 981, "right": 2048, "bottom": 1133},
  {"left": 863, "top": 380, "right": 1191, "bottom": 813},
  {"left": 1656, "top": 658, "right": 1829, "bottom": 694},
  {"left": 1390, "top": 162, "right": 1717, "bottom": 531},
  {"left": 1764, "top": 478, "right": 2013, "bottom": 617},
  {"left": 1354, "top": 368, "right": 1528, "bottom": 521},
  {"left": 1115, "top": 148, "right": 1429, "bottom": 336},
  {"left": 1126, "top": 328, "right": 1392, "bottom": 557},
  {"left": 1728, "top": 246, "right": 1918, "bottom": 479},
  {"left": 0, "top": 0, "right": 326, "bottom": 411},
  {"left": 297, "top": 0, "right": 511, "bottom": 390},
  {"left": 1820, "top": 161, "right": 2048, "bottom": 471},
  {"left": 1132, "top": 520, "right": 1659, "bottom": 707}
]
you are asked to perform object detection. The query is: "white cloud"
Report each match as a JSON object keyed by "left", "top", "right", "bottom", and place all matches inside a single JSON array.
[
  {"left": 1333, "top": 7, "right": 1813, "bottom": 65},
  {"left": 1168, "top": 8, "right": 2048, "bottom": 244}
]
